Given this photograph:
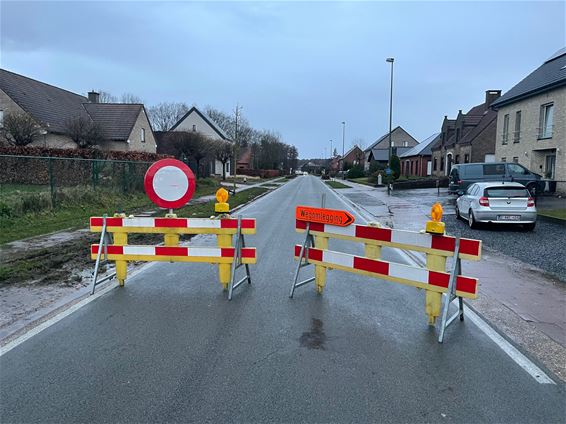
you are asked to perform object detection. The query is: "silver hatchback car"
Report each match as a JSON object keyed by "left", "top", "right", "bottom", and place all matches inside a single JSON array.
[{"left": 455, "top": 182, "right": 537, "bottom": 230}]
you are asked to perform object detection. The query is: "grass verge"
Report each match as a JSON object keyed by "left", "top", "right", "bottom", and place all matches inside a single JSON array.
[
  {"left": 325, "top": 180, "right": 350, "bottom": 189},
  {"left": 348, "top": 177, "right": 374, "bottom": 187},
  {"left": 538, "top": 208, "right": 566, "bottom": 220}
]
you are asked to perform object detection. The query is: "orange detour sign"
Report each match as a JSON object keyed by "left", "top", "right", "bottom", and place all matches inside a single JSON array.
[{"left": 296, "top": 206, "right": 355, "bottom": 227}]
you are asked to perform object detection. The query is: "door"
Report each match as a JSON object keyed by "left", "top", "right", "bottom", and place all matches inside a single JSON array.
[{"left": 545, "top": 155, "right": 556, "bottom": 179}]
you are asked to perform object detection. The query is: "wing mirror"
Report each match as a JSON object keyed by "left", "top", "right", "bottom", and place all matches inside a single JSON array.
[{"left": 457, "top": 190, "right": 464, "bottom": 196}]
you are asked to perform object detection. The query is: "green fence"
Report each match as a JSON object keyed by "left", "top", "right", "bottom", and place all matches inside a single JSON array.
[{"left": 0, "top": 155, "right": 154, "bottom": 213}]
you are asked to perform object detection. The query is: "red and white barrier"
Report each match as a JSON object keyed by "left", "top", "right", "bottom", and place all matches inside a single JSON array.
[
  {"left": 294, "top": 245, "right": 477, "bottom": 298},
  {"left": 91, "top": 217, "right": 256, "bottom": 230},
  {"left": 91, "top": 244, "right": 256, "bottom": 261}
]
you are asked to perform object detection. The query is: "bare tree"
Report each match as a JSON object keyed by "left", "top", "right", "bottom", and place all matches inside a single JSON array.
[
  {"left": 169, "top": 131, "right": 213, "bottom": 178},
  {"left": 213, "top": 139, "right": 233, "bottom": 180},
  {"left": 97, "top": 90, "right": 118, "bottom": 103},
  {"left": 120, "top": 93, "right": 144, "bottom": 104},
  {"left": 64, "top": 116, "right": 105, "bottom": 148},
  {"left": 351, "top": 137, "right": 366, "bottom": 150},
  {"left": 148, "top": 102, "right": 190, "bottom": 131},
  {"left": 2, "top": 112, "right": 41, "bottom": 146}
]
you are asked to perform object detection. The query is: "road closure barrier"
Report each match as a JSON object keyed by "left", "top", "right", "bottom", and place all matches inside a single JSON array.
[
  {"left": 89, "top": 159, "right": 257, "bottom": 300},
  {"left": 290, "top": 203, "right": 482, "bottom": 342}
]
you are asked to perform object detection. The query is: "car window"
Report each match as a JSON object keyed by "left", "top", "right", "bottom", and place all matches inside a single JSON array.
[
  {"left": 462, "top": 164, "right": 482, "bottom": 178},
  {"left": 466, "top": 184, "right": 476, "bottom": 195},
  {"left": 508, "top": 163, "right": 529, "bottom": 175},
  {"left": 483, "top": 164, "right": 506, "bottom": 175},
  {"left": 485, "top": 187, "right": 530, "bottom": 197}
]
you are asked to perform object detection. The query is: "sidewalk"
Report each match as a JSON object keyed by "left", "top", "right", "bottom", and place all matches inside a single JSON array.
[{"left": 332, "top": 179, "right": 566, "bottom": 381}]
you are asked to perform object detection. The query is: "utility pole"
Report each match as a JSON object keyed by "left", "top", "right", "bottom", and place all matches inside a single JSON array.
[
  {"left": 341, "top": 121, "right": 346, "bottom": 179},
  {"left": 232, "top": 104, "right": 242, "bottom": 194},
  {"left": 386, "top": 57, "right": 394, "bottom": 195}
]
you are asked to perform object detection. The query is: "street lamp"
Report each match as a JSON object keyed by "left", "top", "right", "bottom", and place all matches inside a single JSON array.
[
  {"left": 386, "top": 57, "right": 394, "bottom": 195},
  {"left": 341, "top": 121, "right": 346, "bottom": 179},
  {"left": 330, "top": 139, "right": 333, "bottom": 158}
]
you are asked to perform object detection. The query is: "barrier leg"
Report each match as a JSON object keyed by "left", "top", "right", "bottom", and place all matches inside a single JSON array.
[
  {"left": 217, "top": 233, "right": 232, "bottom": 290},
  {"left": 364, "top": 222, "right": 382, "bottom": 260},
  {"left": 425, "top": 253, "right": 445, "bottom": 325},
  {"left": 314, "top": 235, "right": 328, "bottom": 294},
  {"left": 113, "top": 231, "right": 128, "bottom": 286}
]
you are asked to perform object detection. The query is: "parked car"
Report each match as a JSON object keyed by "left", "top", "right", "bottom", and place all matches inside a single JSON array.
[
  {"left": 455, "top": 182, "right": 537, "bottom": 230},
  {"left": 449, "top": 162, "right": 544, "bottom": 196}
]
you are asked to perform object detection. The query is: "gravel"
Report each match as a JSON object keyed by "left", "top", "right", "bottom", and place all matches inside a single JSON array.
[{"left": 445, "top": 215, "right": 566, "bottom": 282}]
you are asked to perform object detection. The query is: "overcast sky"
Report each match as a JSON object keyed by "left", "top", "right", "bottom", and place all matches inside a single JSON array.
[{"left": 1, "top": 1, "right": 564, "bottom": 158}]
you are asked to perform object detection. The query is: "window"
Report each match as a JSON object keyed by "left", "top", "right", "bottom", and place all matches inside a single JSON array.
[
  {"left": 539, "top": 103, "right": 554, "bottom": 138},
  {"left": 502, "top": 114, "right": 509, "bottom": 144},
  {"left": 483, "top": 163, "right": 505, "bottom": 176},
  {"left": 140, "top": 128, "right": 145, "bottom": 142},
  {"left": 466, "top": 184, "right": 476, "bottom": 195},
  {"left": 403, "top": 141, "right": 408, "bottom": 147},
  {"left": 485, "top": 187, "right": 529, "bottom": 198},
  {"left": 0, "top": 110, "right": 3, "bottom": 128},
  {"left": 455, "top": 155, "right": 460, "bottom": 164},
  {"left": 514, "top": 111, "right": 521, "bottom": 143},
  {"left": 508, "top": 163, "right": 528, "bottom": 175},
  {"left": 464, "top": 154, "right": 469, "bottom": 163},
  {"left": 512, "top": 157, "right": 519, "bottom": 163},
  {"left": 440, "top": 157, "right": 444, "bottom": 171},
  {"left": 433, "top": 158, "right": 437, "bottom": 171},
  {"left": 192, "top": 124, "right": 197, "bottom": 132},
  {"left": 462, "top": 164, "right": 482, "bottom": 178},
  {"left": 501, "top": 157, "right": 506, "bottom": 162}
]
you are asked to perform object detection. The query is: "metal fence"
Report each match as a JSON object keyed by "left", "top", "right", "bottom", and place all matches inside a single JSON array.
[{"left": 0, "top": 155, "right": 154, "bottom": 209}]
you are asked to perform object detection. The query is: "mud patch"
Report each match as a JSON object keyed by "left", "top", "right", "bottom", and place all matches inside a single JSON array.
[{"left": 299, "top": 318, "right": 326, "bottom": 350}]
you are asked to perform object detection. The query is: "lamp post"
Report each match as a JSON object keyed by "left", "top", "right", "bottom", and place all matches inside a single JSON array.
[
  {"left": 330, "top": 139, "right": 333, "bottom": 158},
  {"left": 341, "top": 121, "right": 346, "bottom": 179},
  {"left": 386, "top": 57, "right": 394, "bottom": 195}
]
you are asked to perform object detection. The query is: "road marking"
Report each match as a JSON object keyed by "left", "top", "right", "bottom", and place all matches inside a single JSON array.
[
  {"left": 0, "top": 262, "right": 159, "bottom": 357},
  {"left": 322, "top": 177, "right": 556, "bottom": 385}
]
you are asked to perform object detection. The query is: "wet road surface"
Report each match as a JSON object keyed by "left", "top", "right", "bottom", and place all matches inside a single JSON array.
[{"left": 1, "top": 176, "right": 565, "bottom": 423}]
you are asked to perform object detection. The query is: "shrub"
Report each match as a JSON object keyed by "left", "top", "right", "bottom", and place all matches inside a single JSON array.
[
  {"left": 346, "top": 164, "right": 365, "bottom": 179},
  {"left": 391, "top": 155, "right": 401, "bottom": 180}
]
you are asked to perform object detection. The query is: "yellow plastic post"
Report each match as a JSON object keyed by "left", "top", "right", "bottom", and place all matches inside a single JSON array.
[
  {"left": 113, "top": 213, "right": 128, "bottom": 286},
  {"left": 364, "top": 222, "right": 382, "bottom": 260},
  {"left": 424, "top": 203, "right": 445, "bottom": 324},
  {"left": 217, "top": 218, "right": 232, "bottom": 290},
  {"left": 163, "top": 212, "right": 180, "bottom": 248},
  {"left": 314, "top": 235, "right": 328, "bottom": 294}
]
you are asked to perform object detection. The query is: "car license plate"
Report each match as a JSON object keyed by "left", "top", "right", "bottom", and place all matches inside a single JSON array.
[{"left": 498, "top": 215, "right": 520, "bottom": 221}]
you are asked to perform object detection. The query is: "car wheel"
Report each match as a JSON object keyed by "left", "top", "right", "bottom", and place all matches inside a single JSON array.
[
  {"left": 468, "top": 210, "right": 477, "bottom": 229},
  {"left": 523, "top": 222, "right": 536, "bottom": 231}
]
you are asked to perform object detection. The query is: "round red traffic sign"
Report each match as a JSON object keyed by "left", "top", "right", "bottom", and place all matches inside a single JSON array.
[{"left": 144, "top": 159, "right": 196, "bottom": 209}]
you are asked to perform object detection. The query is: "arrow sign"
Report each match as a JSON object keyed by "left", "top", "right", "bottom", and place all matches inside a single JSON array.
[{"left": 296, "top": 206, "right": 355, "bottom": 227}]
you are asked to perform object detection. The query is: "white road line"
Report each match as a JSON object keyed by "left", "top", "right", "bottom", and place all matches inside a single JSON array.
[
  {"left": 0, "top": 262, "right": 159, "bottom": 357},
  {"left": 322, "top": 177, "right": 556, "bottom": 385}
]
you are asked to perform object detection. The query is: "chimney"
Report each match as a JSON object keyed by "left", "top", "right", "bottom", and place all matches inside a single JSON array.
[
  {"left": 88, "top": 91, "right": 100, "bottom": 103},
  {"left": 485, "top": 90, "right": 502, "bottom": 107}
]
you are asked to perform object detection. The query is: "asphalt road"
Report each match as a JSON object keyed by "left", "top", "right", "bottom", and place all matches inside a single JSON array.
[{"left": 1, "top": 176, "right": 565, "bottom": 423}]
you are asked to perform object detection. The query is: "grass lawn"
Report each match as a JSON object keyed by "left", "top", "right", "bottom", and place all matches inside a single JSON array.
[
  {"left": 348, "top": 177, "right": 374, "bottom": 187},
  {"left": 0, "top": 178, "right": 223, "bottom": 245},
  {"left": 325, "top": 180, "right": 350, "bottom": 189},
  {"left": 538, "top": 208, "right": 566, "bottom": 220}
]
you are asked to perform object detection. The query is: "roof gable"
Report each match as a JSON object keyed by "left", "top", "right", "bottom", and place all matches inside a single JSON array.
[
  {"left": 170, "top": 106, "right": 229, "bottom": 140},
  {"left": 491, "top": 49, "right": 566, "bottom": 108},
  {"left": 365, "top": 126, "right": 418, "bottom": 152}
]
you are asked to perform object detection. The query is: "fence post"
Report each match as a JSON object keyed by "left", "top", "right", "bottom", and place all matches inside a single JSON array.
[
  {"left": 48, "top": 157, "right": 56, "bottom": 207},
  {"left": 91, "top": 160, "right": 97, "bottom": 190}
]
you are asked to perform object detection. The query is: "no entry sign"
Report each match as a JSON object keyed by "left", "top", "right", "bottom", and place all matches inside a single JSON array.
[{"left": 144, "top": 159, "right": 196, "bottom": 209}]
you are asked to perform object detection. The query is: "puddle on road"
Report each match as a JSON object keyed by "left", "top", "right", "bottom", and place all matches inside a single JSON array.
[{"left": 299, "top": 318, "right": 326, "bottom": 350}]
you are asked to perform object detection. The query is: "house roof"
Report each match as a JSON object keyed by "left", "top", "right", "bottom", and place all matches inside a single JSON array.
[
  {"left": 400, "top": 133, "right": 440, "bottom": 158},
  {"left": 459, "top": 109, "right": 497, "bottom": 145},
  {"left": 0, "top": 68, "right": 148, "bottom": 142},
  {"left": 0, "top": 68, "right": 90, "bottom": 134},
  {"left": 364, "top": 126, "right": 417, "bottom": 152},
  {"left": 370, "top": 146, "right": 414, "bottom": 161},
  {"left": 83, "top": 103, "right": 144, "bottom": 141},
  {"left": 491, "top": 49, "right": 566, "bottom": 108},
  {"left": 170, "top": 106, "right": 230, "bottom": 140}
]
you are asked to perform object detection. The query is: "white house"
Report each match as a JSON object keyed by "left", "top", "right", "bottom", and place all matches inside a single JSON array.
[{"left": 170, "top": 106, "right": 232, "bottom": 176}]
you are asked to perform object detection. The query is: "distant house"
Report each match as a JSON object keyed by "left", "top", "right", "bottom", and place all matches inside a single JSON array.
[
  {"left": 339, "top": 145, "right": 364, "bottom": 169},
  {"left": 237, "top": 146, "right": 253, "bottom": 172},
  {"left": 300, "top": 161, "right": 323, "bottom": 174},
  {"left": 491, "top": 48, "right": 565, "bottom": 194},
  {"left": 0, "top": 69, "right": 156, "bottom": 152},
  {"left": 399, "top": 133, "right": 440, "bottom": 177},
  {"left": 168, "top": 106, "right": 232, "bottom": 177},
  {"left": 430, "top": 90, "right": 501, "bottom": 177},
  {"left": 363, "top": 126, "right": 418, "bottom": 171}
]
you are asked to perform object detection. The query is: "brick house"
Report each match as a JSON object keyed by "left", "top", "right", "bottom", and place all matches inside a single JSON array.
[
  {"left": 399, "top": 133, "right": 440, "bottom": 177},
  {"left": 168, "top": 106, "right": 232, "bottom": 177},
  {"left": 339, "top": 145, "right": 364, "bottom": 169},
  {"left": 491, "top": 48, "right": 565, "bottom": 194},
  {"left": 0, "top": 69, "right": 155, "bottom": 152},
  {"left": 363, "top": 126, "right": 418, "bottom": 171},
  {"left": 430, "top": 90, "right": 501, "bottom": 176}
]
